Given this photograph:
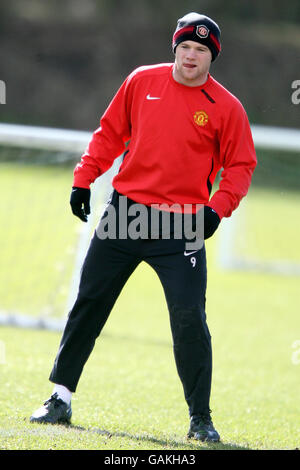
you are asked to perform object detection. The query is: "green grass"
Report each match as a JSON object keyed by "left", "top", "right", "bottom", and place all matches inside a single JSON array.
[
  {"left": 0, "top": 261, "right": 299, "bottom": 450},
  {"left": 0, "top": 161, "right": 299, "bottom": 450}
]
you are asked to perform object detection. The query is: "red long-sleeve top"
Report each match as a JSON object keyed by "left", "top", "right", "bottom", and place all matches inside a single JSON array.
[{"left": 73, "top": 63, "right": 257, "bottom": 219}]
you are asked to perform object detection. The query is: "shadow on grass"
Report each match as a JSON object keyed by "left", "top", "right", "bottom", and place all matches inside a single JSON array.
[{"left": 65, "top": 424, "right": 251, "bottom": 451}]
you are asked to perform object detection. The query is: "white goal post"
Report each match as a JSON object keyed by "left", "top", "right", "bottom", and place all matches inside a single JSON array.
[
  {"left": 0, "top": 122, "right": 299, "bottom": 331},
  {"left": 1, "top": 122, "right": 300, "bottom": 152}
]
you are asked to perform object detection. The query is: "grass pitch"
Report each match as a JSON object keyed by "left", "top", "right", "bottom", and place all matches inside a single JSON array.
[
  {"left": 0, "top": 261, "right": 299, "bottom": 450},
  {"left": 0, "top": 161, "right": 299, "bottom": 450}
]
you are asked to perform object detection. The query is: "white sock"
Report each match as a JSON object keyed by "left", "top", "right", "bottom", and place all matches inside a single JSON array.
[{"left": 53, "top": 384, "right": 72, "bottom": 405}]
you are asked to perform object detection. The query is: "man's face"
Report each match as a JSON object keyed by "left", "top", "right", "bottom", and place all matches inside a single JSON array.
[{"left": 173, "top": 40, "right": 212, "bottom": 87}]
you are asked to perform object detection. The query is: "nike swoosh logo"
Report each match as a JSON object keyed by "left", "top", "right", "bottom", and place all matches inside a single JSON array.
[
  {"left": 184, "top": 250, "right": 199, "bottom": 256},
  {"left": 146, "top": 94, "right": 160, "bottom": 100}
]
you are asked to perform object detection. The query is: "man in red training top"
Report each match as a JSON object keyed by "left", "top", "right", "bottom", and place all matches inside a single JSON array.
[{"left": 30, "top": 12, "right": 257, "bottom": 442}]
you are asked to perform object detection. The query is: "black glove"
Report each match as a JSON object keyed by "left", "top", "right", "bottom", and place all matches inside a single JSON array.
[
  {"left": 204, "top": 206, "right": 220, "bottom": 239},
  {"left": 70, "top": 187, "right": 91, "bottom": 222}
]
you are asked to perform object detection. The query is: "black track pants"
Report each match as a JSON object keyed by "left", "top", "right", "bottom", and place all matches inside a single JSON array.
[{"left": 49, "top": 194, "right": 212, "bottom": 417}]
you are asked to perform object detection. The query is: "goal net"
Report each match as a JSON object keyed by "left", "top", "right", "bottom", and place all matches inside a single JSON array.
[
  {"left": 216, "top": 125, "right": 300, "bottom": 276},
  {"left": 0, "top": 123, "right": 119, "bottom": 330},
  {"left": 0, "top": 123, "right": 299, "bottom": 331}
]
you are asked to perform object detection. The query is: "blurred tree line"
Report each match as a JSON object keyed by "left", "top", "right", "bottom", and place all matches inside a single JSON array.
[{"left": 0, "top": 0, "right": 299, "bottom": 130}]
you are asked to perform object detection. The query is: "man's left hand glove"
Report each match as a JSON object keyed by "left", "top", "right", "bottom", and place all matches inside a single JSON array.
[{"left": 204, "top": 206, "right": 220, "bottom": 239}]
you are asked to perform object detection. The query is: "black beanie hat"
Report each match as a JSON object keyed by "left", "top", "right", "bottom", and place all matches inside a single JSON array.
[{"left": 172, "top": 12, "right": 221, "bottom": 62}]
